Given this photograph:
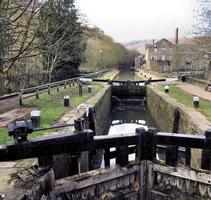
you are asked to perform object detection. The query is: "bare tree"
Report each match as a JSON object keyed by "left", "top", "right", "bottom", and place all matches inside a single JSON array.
[{"left": 0, "top": 0, "right": 45, "bottom": 93}]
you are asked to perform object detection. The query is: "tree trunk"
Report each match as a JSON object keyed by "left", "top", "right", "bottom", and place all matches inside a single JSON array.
[{"left": 0, "top": 73, "right": 5, "bottom": 96}]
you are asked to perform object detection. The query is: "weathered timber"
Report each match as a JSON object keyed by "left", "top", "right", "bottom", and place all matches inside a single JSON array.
[
  {"left": 0, "top": 133, "right": 138, "bottom": 162},
  {"left": 166, "top": 108, "right": 180, "bottom": 166},
  {"left": 153, "top": 163, "right": 211, "bottom": 185},
  {"left": 50, "top": 164, "right": 140, "bottom": 199},
  {"left": 116, "top": 145, "right": 129, "bottom": 167},
  {"left": 201, "top": 129, "right": 211, "bottom": 170}
]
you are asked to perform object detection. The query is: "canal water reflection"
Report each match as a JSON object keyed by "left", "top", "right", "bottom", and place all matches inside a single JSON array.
[
  {"left": 100, "top": 69, "right": 157, "bottom": 168},
  {"left": 114, "top": 69, "right": 140, "bottom": 81}
]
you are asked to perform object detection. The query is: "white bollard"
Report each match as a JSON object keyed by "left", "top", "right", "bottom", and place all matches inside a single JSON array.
[
  {"left": 193, "top": 96, "right": 200, "bottom": 108},
  {"left": 31, "top": 110, "right": 41, "bottom": 128},
  {"left": 64, "top": 95, "right": 70, "bottom": 107},
  {"left": 164, "top": 85, "right": 169, "bottom": 93}
]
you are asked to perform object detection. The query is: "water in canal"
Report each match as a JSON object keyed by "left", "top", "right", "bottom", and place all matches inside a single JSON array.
[
  {"left": 101, "top": 69, "right": 157, "bottom": 168},
  {"left": 109, "top": 69, "right": 156, "bottom": 135},
  {"left": 114, "top": 69, "right": 140, "bottom": 81}
]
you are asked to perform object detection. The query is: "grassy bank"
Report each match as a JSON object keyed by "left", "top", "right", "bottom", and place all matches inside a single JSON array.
[
  {"left": 158, "top": 84, "right": 211, "bottom": 121},
  {"left": 0, "top": 84, "right": 101, "bottom": 144}
]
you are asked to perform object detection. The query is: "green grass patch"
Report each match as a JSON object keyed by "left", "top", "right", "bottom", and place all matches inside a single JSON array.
[
  {"left": 0, "top": 128, "right": 13, "bottom": 144},
  {"left": 158, "top": 84, "right": 211, "bottom": 121},
  {"left": 0, "top": 84, "right": 101, "bottom": 144}
]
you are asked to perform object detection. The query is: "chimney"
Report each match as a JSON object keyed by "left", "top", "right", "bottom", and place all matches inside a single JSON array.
[
  {"left": 175, "top": 28, "right": 179, "bottom": 45},
  {"left": 152, "top": 39, "right": 155, "bottom": 45}
]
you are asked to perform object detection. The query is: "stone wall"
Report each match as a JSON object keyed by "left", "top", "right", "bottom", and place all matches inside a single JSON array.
[
  {"left": 186, "top": 76, "right": 209, "bottom": 89},
  {"left": 147, "top": 86, "right": 211, "bottom": 167},
  {"left": 86, "top": 85, "right": 111, "bottom": 136},
  {"left": 147, "top": 86, "right": 210, "bottom": 134}
]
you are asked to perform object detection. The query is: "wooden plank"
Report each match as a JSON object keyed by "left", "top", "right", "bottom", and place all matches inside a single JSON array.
[
  {"left": 50, "top": 164, "right": 140, "bottom": 197},
  {"left": 146, "top": 161, "right": 153, "bottom": 200},
  {"left": 139, "top": 160, "right": 147, "bottom": 200},
  {"left": 153, "top": 163, "right": 211, "bottom": 185}
]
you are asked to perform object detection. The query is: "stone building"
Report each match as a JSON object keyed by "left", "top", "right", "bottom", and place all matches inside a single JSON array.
[
  {"left": 134, "top": 54, "right": 145, "bottom": 68},
  {"left": 145, "top": 32, "right": 211, "bottom": 80},
  {"left": 145, "top": 38, "right": 176, "bottom": 72}
]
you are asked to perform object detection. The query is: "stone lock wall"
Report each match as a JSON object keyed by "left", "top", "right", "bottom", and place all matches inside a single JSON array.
[
  {"left": 147, "top": 86, "right": 211, "bottom": 168},
  {"left": 87, "top": 85, "right": 112, "bottom": 136},
  {"left": 146, "top": 86, "right": 210, "bottom": 134}
]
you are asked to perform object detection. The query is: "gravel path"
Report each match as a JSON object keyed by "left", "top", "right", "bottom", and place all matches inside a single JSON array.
[{"left": 176, "top": 82, "right": 211, "bottom": 101}]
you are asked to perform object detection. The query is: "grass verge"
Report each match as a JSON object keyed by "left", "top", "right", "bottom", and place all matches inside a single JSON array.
[
  {"left": 0, "top": 84, "right": 101, "bottom": 144},
  {"left": 158, "top": 84, "right": 211, "bottom": 121}
]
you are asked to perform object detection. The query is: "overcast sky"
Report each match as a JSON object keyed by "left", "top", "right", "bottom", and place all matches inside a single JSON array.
[{"left": 76, "top": 0, "right": 199, "bottom": 43}]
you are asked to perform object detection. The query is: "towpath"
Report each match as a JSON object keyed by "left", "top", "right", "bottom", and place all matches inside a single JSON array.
[{"left": 137, "top": 70, "right": 211, "bottom": 102}]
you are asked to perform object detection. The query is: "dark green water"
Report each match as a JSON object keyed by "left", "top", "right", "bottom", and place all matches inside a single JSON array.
[
  {"left": 104, "top": 70, "right": 157, "bottom": 166},
  {"left": 109, "top": 69, "right": 156, "bottom": 136},
  {"left": 114, "top": 69, "right": 140, "bottom": 81}
]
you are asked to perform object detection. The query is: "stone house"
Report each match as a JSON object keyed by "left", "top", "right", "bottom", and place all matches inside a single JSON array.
[
  {"left": 145, "top": 36, "right": 211, "bottom": 80},
  {"left": 145, "top": 38, "right": 175, "bottom": 72},
  {"left": 134, "top": 54, "right": 145, "bottom": 68}
]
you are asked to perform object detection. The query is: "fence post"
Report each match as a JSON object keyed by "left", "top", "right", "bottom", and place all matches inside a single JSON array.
[
  {"left": 136, "top": 127, "right": 146, "bottom": 200},
  {"left": 136, "top": 127, "right": 146, "bottom": 161},
  {"left": 79, "top": 83, "right": 83, "bottom": 96},
  {"left": 104, "top": 148, "right": 110, "bottom": 167},
  {"left": 146, "top": 128, "right": 157, "bottom": 200},
  {"left": 116, "top": 145, "right": 129, "bottom": 167},
  {"left": 201, "top": 129, "right": 211, "bottom": 170},
  {"left": 185, "top": 147, "right": 191, "bottom": 166},
  {"left": 19, "top": 91, "right": 23, "bottom": 106},
  {"left": 64, "top": 82, "right": 67, "bottom": 89},
  {"left": 48, "top": 85, "right": 51, "bottom": 95},
  {"left": 36, "top": 89, "right": 39, "bottom": 99},
  {"left": 57, "top": 84, "right": 59, "bottom": 92},
  {"left": 136, "top": 127, "right": 156, "bottom": 200},
  {"left": 147, "top": 127, "right": 157, "bottom": 160},
  {"left": 166, "top": 108, "right": 180, "bottom": 166}
]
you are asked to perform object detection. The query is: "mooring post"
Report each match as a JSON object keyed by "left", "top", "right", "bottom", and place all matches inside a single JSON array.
[
  {"left": 36, "top": 88, "right": 39, "bottom": 99},
  {"left": 19, "top": 91, "right": 23, "bottom": 106},
  {"left": 88, "top": 85, "right": 92, "bottom": 93},
  {"left": 201, "top": 129, "right": 211, "bottom": 170},
  {"left": 74, "top": 118, "right": 85, "bottom": 132}
]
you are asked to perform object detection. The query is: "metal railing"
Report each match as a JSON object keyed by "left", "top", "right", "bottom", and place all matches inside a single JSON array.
[{"left": 0, "top": 69, "right": 109, "bottom": 104}]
